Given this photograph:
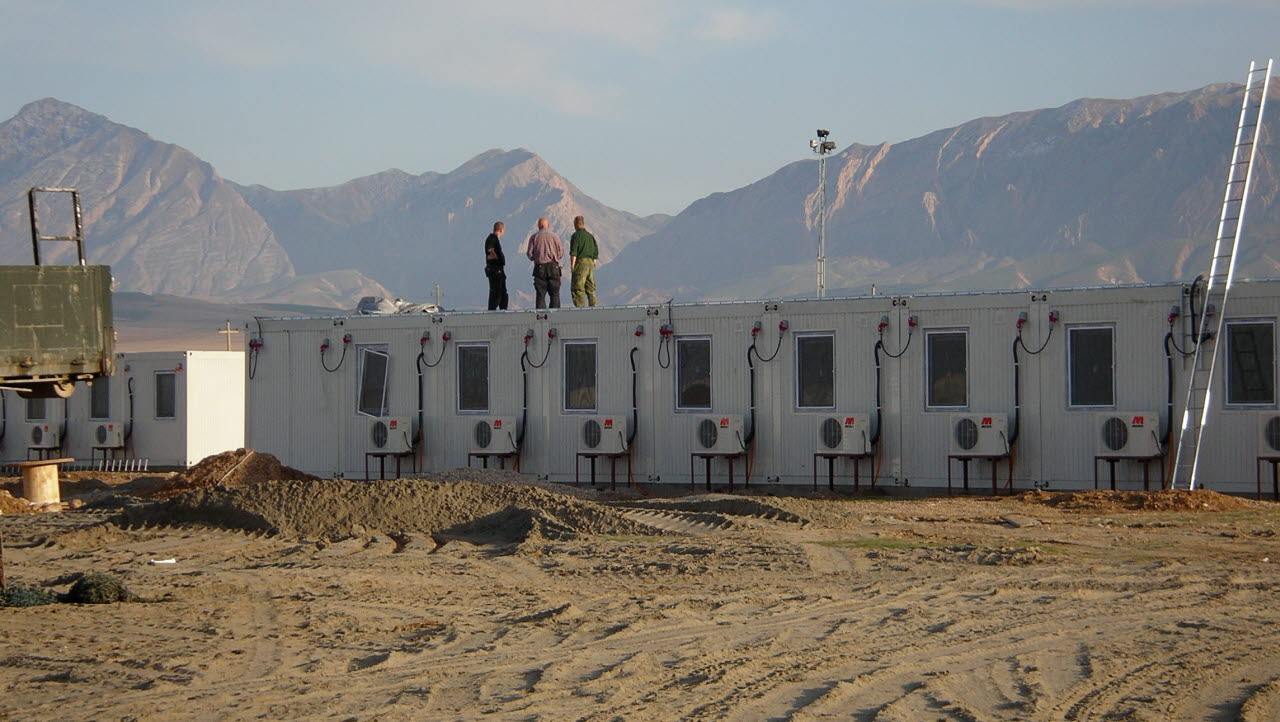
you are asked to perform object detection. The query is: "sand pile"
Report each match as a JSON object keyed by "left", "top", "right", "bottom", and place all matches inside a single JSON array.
[
  {"left": 0, "top": 489, "right": 34, "bottom": 514},
  {"left": 146, "top": 449, "right": 318, "bottom": 499},
  {"left": 117, "top": 477, "right": 661, "bottom": 544},
  {"left": 1018, "top": 488, "right": 1254, "bottom": 512}
]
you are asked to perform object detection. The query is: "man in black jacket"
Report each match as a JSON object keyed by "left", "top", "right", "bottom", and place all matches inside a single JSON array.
[{"left": 484, "top": 221, "right": 508, "bottom": 310}]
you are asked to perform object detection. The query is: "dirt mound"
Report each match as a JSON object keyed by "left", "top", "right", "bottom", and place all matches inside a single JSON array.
[
  {"left": 117, "top": 477, "right": 661, "bottom": 544},
  {"left": 146, "top": 449, "right": 318, "bottom": 499},
  {"left": 1018, "top": 488, "right": 1253, "bottom": 513},
  {"left": 0, "top": 489, "right": 34, "bottom": 514}
]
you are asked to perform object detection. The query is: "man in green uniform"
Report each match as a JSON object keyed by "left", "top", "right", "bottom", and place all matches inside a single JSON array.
[{"left": 568, "top": 215, "right": 599, "bottom": 307}]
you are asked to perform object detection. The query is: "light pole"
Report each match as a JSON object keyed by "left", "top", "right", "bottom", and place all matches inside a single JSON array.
[{"left": 810, "top": 129, "right": 836, "bottom": 298}]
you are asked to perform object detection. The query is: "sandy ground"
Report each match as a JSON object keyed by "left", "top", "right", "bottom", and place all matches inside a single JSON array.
[{"left": 2, "top": 466, "right": 1280, "bottom": 721}]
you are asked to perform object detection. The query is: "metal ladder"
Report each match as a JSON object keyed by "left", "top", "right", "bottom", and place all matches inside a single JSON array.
[{"left": 1171, "top": 60, "right": 1273, "bottom": 490}]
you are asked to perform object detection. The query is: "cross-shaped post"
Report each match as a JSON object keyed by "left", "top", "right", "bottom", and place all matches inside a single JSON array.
[{"left": 219, "top": 320, "right": 241, "bottom": 351}]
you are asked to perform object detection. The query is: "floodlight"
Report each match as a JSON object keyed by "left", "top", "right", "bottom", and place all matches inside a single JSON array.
[
  {"left": 822, "top": 141, "right": 837, "bottom": 151},
  {"left": 816, "top": 129, "right": 829, "bottom": 138},
  {"left": 810, "top": 139, "right": 819, "bottom": 149}
]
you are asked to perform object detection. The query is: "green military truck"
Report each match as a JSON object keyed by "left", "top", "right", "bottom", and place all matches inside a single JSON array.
[{"left": 0, "top": 188, "right": 114, "bottom": 399}]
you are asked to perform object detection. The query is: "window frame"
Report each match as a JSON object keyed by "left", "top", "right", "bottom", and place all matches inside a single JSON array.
[
  {"left": 924, "top": 328, "right": 969, "bottom": 410},
  {"left": 562, "top": 339, "right": 598, "bottom": 413},
  {"left": 795, "top": 332, "right": 836, "bottom": 411},
  {"left": 25, "top": 396, "right": 47, "bottom": 421},
  {"left": 89, "top": 378, "right": 111, "bottom": 420},
  {"left": 675, "top": 336, "right": 713, "bottom": 411},
  {"left": 355, "top": 344, "right": 391, "bottom": 418},
  {"left": 1224, "top": 318, "right": 1276, "bottom": 407},
  {"left": 1066, "top": 324, "right": 1116, "bottom": 408},
  {"left": 155, "top": 370, "right": 177, "bottom": 420},
  {"left": 456, "top": 342, "right": 490, "bottom": 414}
]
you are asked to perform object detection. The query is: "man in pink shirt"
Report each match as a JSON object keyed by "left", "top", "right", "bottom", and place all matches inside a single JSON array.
[{"left": 525, "top": 217, "right": 565, "bottom": 308}]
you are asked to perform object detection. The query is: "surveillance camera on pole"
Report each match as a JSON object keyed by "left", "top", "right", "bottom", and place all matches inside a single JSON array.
[{"left": 810, "top": 129, "right": 835, "bottom": 298}]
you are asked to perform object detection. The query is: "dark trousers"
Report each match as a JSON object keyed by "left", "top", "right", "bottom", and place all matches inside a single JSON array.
[
  {"left": 486, "top": 267, "right": 508, "bottom": 310},
  {"left": 532, "top": 262, "right": 561, "bottom": 308}
]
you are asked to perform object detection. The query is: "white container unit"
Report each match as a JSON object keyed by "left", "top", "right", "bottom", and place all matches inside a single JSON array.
[
  {"left": 245, "top": 280, "right": 1280, "bottom": 494},
  {"left": 59, "top": 351, "right": 246, "bottom": 468}
]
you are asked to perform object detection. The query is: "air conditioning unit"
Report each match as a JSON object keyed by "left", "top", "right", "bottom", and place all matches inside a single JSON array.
[
  {"left": 1097, "top": 412, "right": 1162, "bottom": 458},
  {"left": 93, "top": 421, "right": 126, "bottom": 448},
  {"left": 579, "top": 415, "right": 628, "bottom": 455},
  {"left": 368, "top": 416, "right": 414, "bottom": 454},
  {"left": 28, "top": 422, "right": 61, "bottom": 450},
  {"left": 816, "top": 414, "right": 870, "bottom": 454},
  {"left": 472, "top": 417, "right": 518, "bottom": 455},
  {"left": 949, "top": 414, "right": 1009, "bottom": 457},
  {"left": 1260, "top": 412, "right": 1280, "bottom": 457},
  {"left": 694, "top": 415, "right": 745, "bottom": 453}
]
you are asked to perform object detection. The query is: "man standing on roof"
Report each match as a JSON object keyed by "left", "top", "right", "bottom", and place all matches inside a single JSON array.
[
  {"left": 484, "top": 221, "right": 508, "bottom": 310},
  {"left": 568, "top": 215, "right": 599, "bottom": 307},
  {"left": 525, "top": 217, "right": 564, "bottom": 309}
]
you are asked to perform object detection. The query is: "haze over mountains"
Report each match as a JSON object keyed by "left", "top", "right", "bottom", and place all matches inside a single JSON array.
[{"left": 1, "top": 81, "right": 1278, "bottom": 318}]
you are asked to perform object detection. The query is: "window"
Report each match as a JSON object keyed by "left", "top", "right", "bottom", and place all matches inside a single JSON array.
[
  {"left": 796, "top": 334, "right": 835, "bottom": 409},
  {"left": 457, "top": 344, "right": 489, "bottom": 412},
  {"left": 1226, "top": 321, "right": 1275, "bottom": 405},
  {"left": 926, "top": 330, "right": 967, "bottom": 408},
  {"left": 26, "top": 397, "right": 46, "bottom": 421},
  {"left": 676, "top": 337, "right": 712, "bottom": 410},
  {"left": 90, "top": 379, "right": 110, "bottom": 419},
  {"left": 1068, "top": 326, "right": 1114, "bottom": 406},
  {"left": 356, "top": 345, "right": 390, "bottom": 417},
  {"left": 564, "top": 341, "right": 597, "bottom": 411},
  {"left": 155, "top": 371, "right": 176, "bottom": 419}
]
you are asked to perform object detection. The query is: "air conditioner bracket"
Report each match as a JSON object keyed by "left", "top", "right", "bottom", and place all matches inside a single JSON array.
[
  {"left": 690, "top": 450, "right": 747, "bottom": 492},
  {"left": 947, "top": 454, "right": 1012, "bottom": 496},
  {"left": 813, "top": 451, "right": 874, "bottom": 492},
  {"left": 575, "top": 450, "right": 632, "bottom": 491},
  {"left": 365, "top": 450, "right": 417, "bottom": 481}
]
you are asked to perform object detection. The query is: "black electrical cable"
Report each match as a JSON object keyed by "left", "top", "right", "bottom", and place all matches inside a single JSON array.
[
  {"left": 628, "top": 347, "right": 639, "bottom": 446},
  {"left": 526, "top": 337, "right": 553, "bottom": 368},
  {"left": 751, "top": 329, "right": 784, "bottom": 362},
  {"left": 61, "top": 397, "right": 70, "bottom": 449},
  {"left": 1010, "top": 335, "right": 1022, "bottom": 447},
  {"left": 878, "top": 329, "right": 913, "bottom": 358},
  {"left": 320, "top": 341, "right": 347, "bottom": 372},
  {"left": 657, "top": 298, "right": 674, "bottom": 369},
  {"left": 1016, "top": 324, "right": 1054, "bottom": 355},
  {"left": 420, "top": 337, "right": 448, "bottom": 368},
  {"left": 248, "top": 317, "right": 263, "bottom": 380},
  {"left": 518, "top": 350, "right": 530, "bottom": 446},
  {"left": 745, "top": 344, "right": 758, "bottom": 446},
  {"left": 1167, "top": 320, "right": 1195, "bottom": 357},
  {"left": 871, "top": 340, "right": 884, "bottom": 447},
  {"left": 1189, "top": 275, "right": 1205, "bottom": 343},
  {"left": 0, "top": 390, "right": 6, "bottom": 447},
  {"left": 1162, "top": 331, "right": 1176, "bottom": 447},
  {"left": 416, "top": 349, "right": 427, "bottom": 463}
]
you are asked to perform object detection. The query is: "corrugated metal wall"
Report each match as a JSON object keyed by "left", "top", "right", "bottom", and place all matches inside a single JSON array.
[{"left": 246, "top": 280, "right": 1280, "bottom": 494}]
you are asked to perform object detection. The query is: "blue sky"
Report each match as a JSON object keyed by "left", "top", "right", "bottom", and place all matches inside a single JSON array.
[{"left": 1, "top": 0, "right": 1276, "bottom": 216}]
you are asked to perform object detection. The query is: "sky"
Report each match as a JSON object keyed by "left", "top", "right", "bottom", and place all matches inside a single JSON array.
[{"left": 1, "top": 1, "right": 1277, "bottom": 217}]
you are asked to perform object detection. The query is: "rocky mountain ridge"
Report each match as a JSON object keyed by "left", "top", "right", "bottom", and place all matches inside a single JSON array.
[{"left": 606, "top": 81, "right": 1280, "bottom": 302}]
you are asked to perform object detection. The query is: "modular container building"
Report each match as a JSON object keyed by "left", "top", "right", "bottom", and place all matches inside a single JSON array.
[
  {"left": 2, "top": 351, "right": 246, "bottom": 468},
  {"left": 244, "top": 281, "right": 1280, "bottom": 494}
]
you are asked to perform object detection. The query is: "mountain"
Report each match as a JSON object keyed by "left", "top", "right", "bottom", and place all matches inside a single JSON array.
[
  {"left": 233, "top": 149, "right": 669, "bottom": 309},
  {"left": 0, "top": 98, "right": 389, "bottom": 306},
  {"left": 0, "top": 98, "right": 666, "bottom": 309},
  {"left": 606, "top": 82, "right": 1280, "bottom": 302}
]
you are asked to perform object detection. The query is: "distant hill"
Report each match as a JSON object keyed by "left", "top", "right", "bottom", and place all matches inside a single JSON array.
[
  {"left": 0, "top": 98, "right": 666, "bottom": 309},
  {"left": 605, "top": 82, "right": 1280, "bottom": 302},
  {"left": 4, "top": 82, "right": 1278, "bottom": 314},
  {"left": 233, "top": 149, "right": 668, "bottom": 309}
]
